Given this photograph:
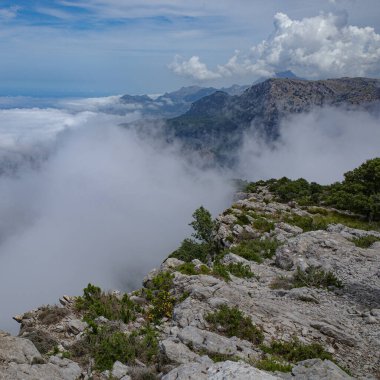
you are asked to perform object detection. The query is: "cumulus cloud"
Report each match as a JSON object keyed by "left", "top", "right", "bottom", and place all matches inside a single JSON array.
[
  {"left": 0, "top": 106, "right": 233, "bottom": 334},
  {"left": 170, "top": 12, "right": 380, "bottom": 81},
  {"left": 237, "top": 107, "right": 380, "bottom": 184},
  {"left": 168, "top": 55, "right": 222, "bottom": 81}
]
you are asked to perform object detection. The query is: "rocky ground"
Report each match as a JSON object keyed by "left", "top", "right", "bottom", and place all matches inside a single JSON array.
[{"left": 1, "top": 187, "right": 379, "bottom": 379}]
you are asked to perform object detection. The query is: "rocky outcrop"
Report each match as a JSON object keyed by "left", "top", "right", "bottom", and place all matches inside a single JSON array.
[
  {"left": 166, "top": 77, "right": 380, "bottom": 165},
  {"left": 0, "top": 331, "right": 81, "bottom": 380},
  {"left": 4, "top": 186, "right": 380, "bottom": 379}
]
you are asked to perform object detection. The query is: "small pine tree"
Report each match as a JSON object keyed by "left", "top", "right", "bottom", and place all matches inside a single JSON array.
[{"left": 189, "top": 206, "right": 214, "bottom": 244}]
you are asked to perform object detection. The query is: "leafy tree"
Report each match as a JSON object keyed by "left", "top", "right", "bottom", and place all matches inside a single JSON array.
[
  {"left": 325, "top": 158, "right": 380, "bottom": 221},
  {"left": 189, "top": 206, "right": 215, "bottom": 244}
]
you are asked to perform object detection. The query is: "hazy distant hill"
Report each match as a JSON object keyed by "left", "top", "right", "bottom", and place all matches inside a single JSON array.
[
  {"left": 166, "top": 77, "right": 380, "bottom": 164},
  {"left": 120, "top": 84, "right": 249, "bottom": 118}
]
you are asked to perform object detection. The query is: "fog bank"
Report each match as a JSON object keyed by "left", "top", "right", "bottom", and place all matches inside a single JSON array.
[
  {"left": 238, "top": 107, "right": 380, "bottom": 184},
  {"left": 0, "top": 109, "right": 233, "bottom": 333}
]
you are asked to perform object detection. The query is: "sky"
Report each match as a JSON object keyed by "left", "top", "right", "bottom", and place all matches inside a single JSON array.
[{"left": 0, "top": 0, "right": 380, "bottom": 96}]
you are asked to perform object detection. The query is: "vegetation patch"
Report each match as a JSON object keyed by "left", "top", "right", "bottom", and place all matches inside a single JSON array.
[
  {"left": 169, "top": 239, "right": 210, "bottom": 263},
  {"left": 75, "top": 283, "right": 141, "bottom": 324},
  {"left": 176, "top": 262, "right": 211, "bottom": 276},
  {"left": 69, "top": 324, "right": 158, "bottom": 372},
  {"left": 205, "top": 305, "right": 264, "bottom": 345},
  {"left": 284, "top": 214, "right": 328, "bottom": 232},
  {"left": 170, "top": 206, "right": 219, "bottom": 262},
  {"left": 351, "top": 235, "right": 380, "bottom": 248},
  {"left": 230, "top": 238, "right": 280, "bottom": 262},
  {"left": 244, "top": 158, "right": 380, "bottom": 224},
  {"left": 211, "top": 262, "right": 231, "bottom": 281},
  {"left": 260, "top": 338, "right": 332, "bottom": 363},
  {"left": 255, "top": 357, "right": 293, "bottom": 372},
  {"left": 271, "top": 267, "right": 342, "bottom": 290},
  {"left": 252, "top": 217, "right": 275, "bottom": 232},
  {"left": 144, "top": 272, "right": 176, "bottom": 323},
  {"left": 226, "top": 262, "right": 255, "bottom": 279}
]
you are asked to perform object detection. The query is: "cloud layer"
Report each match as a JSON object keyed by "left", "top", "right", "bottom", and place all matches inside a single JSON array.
[
  {"left": 0, "top": 107, "right": 233, "bottom": 333},
  {"left": 238, "top": 107, "right": 380, "bottom": 184},
  {"left": 170, "top": 12, "right": 380, "bottom": 81}
]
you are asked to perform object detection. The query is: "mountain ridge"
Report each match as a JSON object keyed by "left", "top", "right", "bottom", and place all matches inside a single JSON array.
[{"left": 166, "top": 77, "right": 380, "bottom": 164}]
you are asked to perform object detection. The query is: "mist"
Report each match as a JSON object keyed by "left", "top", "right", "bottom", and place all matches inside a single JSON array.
[
  {"left": 1, "top": 101, "right": 380, "bottom": 335},
  {"left": 0, "top": 108, "right": 233, "bottom": 334},
  {"left": 238, "top": 107, "right": 380, "bottom": 184}
]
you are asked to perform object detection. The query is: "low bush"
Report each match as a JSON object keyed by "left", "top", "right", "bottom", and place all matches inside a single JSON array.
[
  {"left": 255, "top": 357, "right": 292, "bottom": 372},
  {"left": 70, "top": 325, "right": 158, "bottom": 372},
  {"left": 75, "top": 284, "right": 140, "bottom": 324},
  {"left": 236, "top": 213, "right": 251, "bottom": 226},
  {"left": 145, "top": 272, "right": 175, "bottom": 323},
  {"left": 169, "top": 238, "right": 210, "bottom": 263},
  {"left": 205, "top": 305, "right": 264, "bottom": 345},
  {"left": 292, "top": 267, "right": 342, "bottom": 289},
  {"left": 230, "top": 238, "right": 280, "bottom": 262},
  {"left": 284, "top": 214, "right": 328, "bottom": 232},
  {"left": 261, "top": 338, "right": 332, "bottom": 363},
  {"left": 176, "top": 262, "right": 211, "bottom": 276},
  {"left": 212, "top": 262, "right": 231, "bottom": 281},
  {"left": 252, "top": 217, "right": 275, "bottom": 232},
  {"left": 351, "top": 235, "right": 380, "bottom": 248},
  {"left": 226, "top": 262, "right": 255, "bottom": 279},
  {"left": 271, "top": 267, "right": 342, "bottom": 290}
]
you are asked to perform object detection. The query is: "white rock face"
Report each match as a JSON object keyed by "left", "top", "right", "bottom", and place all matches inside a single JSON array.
[
  {"left": 0, "top": 332, "right": 81, "bottom": 380},
  {"left": 162, "top": 360, "right": 280, "bottom": 380}
]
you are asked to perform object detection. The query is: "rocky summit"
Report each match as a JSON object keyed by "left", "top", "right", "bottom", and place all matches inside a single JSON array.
[
  {"left": 2, "top": 174, "right": 380, "bottom": 379},
  {"left": 166, "top": 77, "right": 380, "bottom": 165}
]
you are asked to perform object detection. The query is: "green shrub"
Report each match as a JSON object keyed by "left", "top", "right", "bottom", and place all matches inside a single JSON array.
[
  {"left": 244, "top": 158, "right": 380, "bottom": 222},
  {"left": 351, "top": 235, "right": 380, "bottom": 248},
  {"left": 205, "top": 305, "right": 264, "bottom": 345},
  {"left": 252, "top": 217, "right": 275, "bottom": 232},
  {"left": 255, "top": 357, "right": 292, "bottom": 372},
  {"left": 169, "top": 238, "right": 210, "bottom": 263},
  {"left": 261, "top": 338, "right": 332, "bottom": 363},
  {"left": 226, "top": 262, "right": 255, "bottom": 279},
  {"left": 292, "top": 267, "right": 342, "bottom": 289},
  {"left": 176, "top": 262, "right": 198, "bottom": 275},
  {"left": 145, "top": 272, "right": 175, "bottom": 323},
  {"left": 71, "top": 325, "right": 158, "bottom": 371},
  {"left": 75, "top": 284, "right": 140, "bottom": 324},
  {"left": 206, "top": 352, "right": 240, "bottom": 363},
  {"left": 212, "top": 262, "right": 231, "bottom": 281},
  {"left": 230, "top": 239, "right": 280, "bottom": 262},
  {"left": 190, "top": 206, "right": 215, "bottom": 244},
  {"left": 284, "top": 214, "right": 328, "bottom": 232},
  {"left": 271, "top": 267, "right": 342, "bottom": 290},
  {"left": 236, "top": 213, "right": 251, "bottom": 226}
]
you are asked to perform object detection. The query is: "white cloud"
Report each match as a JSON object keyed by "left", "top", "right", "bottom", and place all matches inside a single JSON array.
[
  {"left": 238, "top": 107, "right": 380, "bottom": 184},
  {"left": 171, "top": 12, "right": 380, "bottom": 81},
  {"left": 168, "top": 55, "right": 222, "bottom": 81},
  {"left": 0, "top": 105, "right": 233, "bottom": 333}
]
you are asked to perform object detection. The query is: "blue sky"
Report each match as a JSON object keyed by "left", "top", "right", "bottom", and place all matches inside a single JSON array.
[{"left": 0, "top": 0, "right": 379, "bottom": 96}]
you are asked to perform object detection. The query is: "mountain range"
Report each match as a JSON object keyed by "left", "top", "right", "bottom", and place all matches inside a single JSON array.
[{"left": 164, "top": 77, "right": 380, "bottom": 165}]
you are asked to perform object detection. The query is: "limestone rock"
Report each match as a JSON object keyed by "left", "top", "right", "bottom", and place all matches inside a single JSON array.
[
  {"left": 0, "top": 331, "right": 43, "bottom": 365},
  {"left": 160, "top": 339, "right": 200, "bottom": 364},
  {"left": 111, "top": 361, "right": 130, "bottom": 379},
  {"left": 291, "top": 359, "right": 354, "bottom": 379},
  {"left": 162, "top": 360, "right": 280, "bottom": 380}
]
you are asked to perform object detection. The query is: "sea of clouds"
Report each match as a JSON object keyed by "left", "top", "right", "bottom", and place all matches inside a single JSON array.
[{"left": 0, "top": 96, "right": 379, "bottom": 333}]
